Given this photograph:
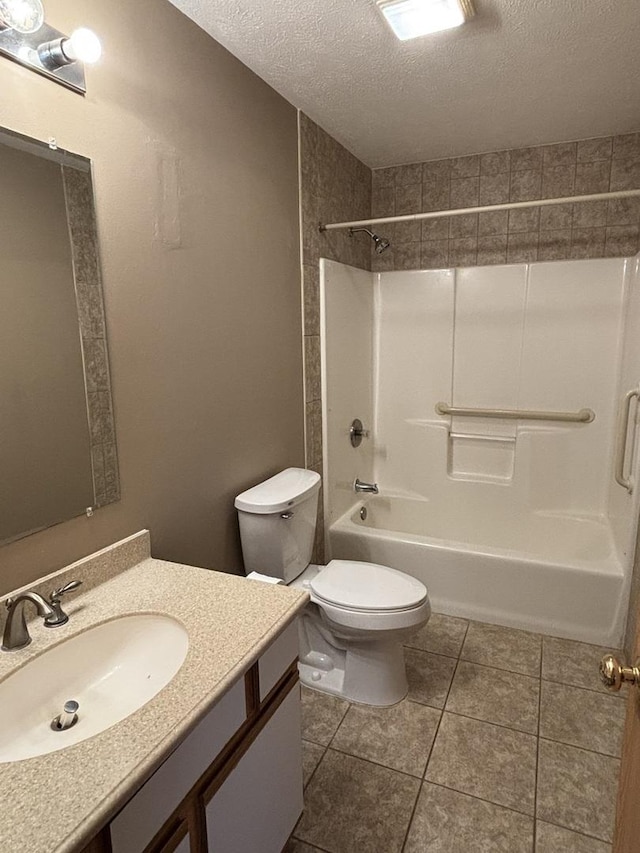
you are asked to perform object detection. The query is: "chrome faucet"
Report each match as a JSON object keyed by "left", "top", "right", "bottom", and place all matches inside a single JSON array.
[
  {"left": 354, "top": 478, "right": 379, "bottom": 494},
  {"left": 2, "top": 580, "right": 82, "bottom": 651}
]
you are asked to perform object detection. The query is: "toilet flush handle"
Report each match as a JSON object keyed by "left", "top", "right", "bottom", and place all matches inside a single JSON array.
[{"left": 280, "top": 511, "right": 294, "bottom": 520}]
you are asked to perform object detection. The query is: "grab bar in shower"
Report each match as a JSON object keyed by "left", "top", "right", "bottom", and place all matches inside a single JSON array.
[
  {"left": 614, "top": 389, "right": 640, "bottom": 493},
  {"left": 435, "top": 403, "right": 596, "bottom": 423}
]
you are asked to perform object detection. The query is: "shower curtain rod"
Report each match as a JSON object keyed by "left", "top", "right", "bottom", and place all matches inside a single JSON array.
[{"left": 319, "top": 189, "right": 640, "bottom": 232}]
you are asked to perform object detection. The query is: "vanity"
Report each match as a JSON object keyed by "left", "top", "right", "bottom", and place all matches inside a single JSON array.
[{"left": 0, "top": 531, "right": 308, "bottom": 853}]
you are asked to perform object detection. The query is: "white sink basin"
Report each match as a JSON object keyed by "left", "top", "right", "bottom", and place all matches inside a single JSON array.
[{"left": 0, "top": 613, "right": 189, "bottom": 763}]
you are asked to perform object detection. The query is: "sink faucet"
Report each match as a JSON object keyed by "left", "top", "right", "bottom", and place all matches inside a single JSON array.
[
  {"left": 354, "top": 478, "right": 379, "bottom": 494},
  {"left": 2, "top": 580, "right": 82, "bottom": 651}
]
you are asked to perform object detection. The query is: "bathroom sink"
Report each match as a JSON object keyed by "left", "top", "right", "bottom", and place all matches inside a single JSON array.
[{"left": 0, "top": 613, "right": 189, "bottom": 763}]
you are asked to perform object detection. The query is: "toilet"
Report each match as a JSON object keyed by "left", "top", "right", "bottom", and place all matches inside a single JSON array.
[{"left": 235, "top": 468, "right": 431, "bottom": 706}]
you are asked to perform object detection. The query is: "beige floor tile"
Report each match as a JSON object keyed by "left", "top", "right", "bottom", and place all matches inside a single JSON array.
[
  {"left": 295, "top": 749, "right": 420, "bottom": 852},
  {"left": 539, "top": 681, "right": 626, "bottom": 756},
  {"left": 301, "top": 686, "right": 349, "bottom": 746},
  {"left": 542, "top": 637, "right": 617, "bottom": 694},
  {"left": 446, "top": 660, "right": 540, "bottom": 733},
  {"left": 331, "top": 699, "right": 441, "bottom": 776},
  {"left": 302, "top": 740, "right": 325, "bottom": 787},
  {"left": 535, "top": 821, "right": 612, "bottom": 852},
  {"left": 406, "top": 648, "right": 457, "bottom": 708},
  {"left": 425, "top": 713, "right": 537, "bottom": 814},
  {"left": 537, "top": 739, "right": 620, "bottom": 842},
  {"left": 405, "top": 783, "right": 534, "bottom": 853},
  {"left": 461, "top": 621, "right": 542, "bottom": 676},
  {"left": 406, "top": 613, "right": 469, "bottom": 658}
]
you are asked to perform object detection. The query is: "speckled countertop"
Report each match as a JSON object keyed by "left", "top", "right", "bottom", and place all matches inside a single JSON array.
[{"left": 0, "top": 531, "right": 308, "bottom": 853}]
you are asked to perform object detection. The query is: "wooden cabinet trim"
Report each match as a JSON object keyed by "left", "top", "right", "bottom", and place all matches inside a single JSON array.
[
  {"left": 244, "top": 662, "right": 261, "bottom": 718},
  {"left": 130, "top": 659, "right": 299, "bottom": 853},
  {"left": 202, "top": 661, "right": 299, "bottom": 805},
  {"left": 142, "top": 818, "right": 189, "bottom": 853},
  {"left": 80, "top": 827, "right": 112, "bottom": 853}
]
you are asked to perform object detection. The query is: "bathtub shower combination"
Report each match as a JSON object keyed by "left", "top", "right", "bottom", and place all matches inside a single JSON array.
[{"left": 321, "top": 255, "right": 640, "bottom": 646}]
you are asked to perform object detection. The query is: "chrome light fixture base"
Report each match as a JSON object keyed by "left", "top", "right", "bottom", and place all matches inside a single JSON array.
[{"left": 0, "top": 20, "right": 88, "bottom": 93}]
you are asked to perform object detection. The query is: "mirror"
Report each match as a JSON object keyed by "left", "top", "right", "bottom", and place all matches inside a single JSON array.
[{"left": 0, "top": 126, "right": 118, "bottom": 545}]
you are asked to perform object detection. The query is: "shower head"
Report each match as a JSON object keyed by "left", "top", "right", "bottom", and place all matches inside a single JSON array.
[
  {"left": 349, "top": 227, "right": 391, "bottom": 254},
  {"left": 373, "top": 234, "right": 391, "bottom": 254}
]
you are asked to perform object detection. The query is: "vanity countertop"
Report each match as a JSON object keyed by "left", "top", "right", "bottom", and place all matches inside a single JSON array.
[{"left": 0, "top": 532, "right": 308, "bottom": 853}]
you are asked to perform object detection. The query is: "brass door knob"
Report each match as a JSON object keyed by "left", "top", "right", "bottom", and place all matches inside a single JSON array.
[{"left": 599, "top": 654, "right": 640, "bottom": 691}]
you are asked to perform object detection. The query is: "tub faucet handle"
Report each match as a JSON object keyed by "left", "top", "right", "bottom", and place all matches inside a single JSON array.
[{"left": 350, "top": 419, "right": 370, "bottom": 448}]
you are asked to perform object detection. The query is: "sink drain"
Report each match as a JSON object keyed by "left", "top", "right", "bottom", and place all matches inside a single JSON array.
[{"left": 51, "top": 700, "right": 79, "bottom": 731}]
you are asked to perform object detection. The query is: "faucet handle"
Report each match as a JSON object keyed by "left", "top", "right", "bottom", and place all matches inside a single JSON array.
[
  {"left": 50, "top": 580, "right": 82, "bottom": 603},
  {"left": 45, "top": 580, "right": 82, "bottom": 628}
]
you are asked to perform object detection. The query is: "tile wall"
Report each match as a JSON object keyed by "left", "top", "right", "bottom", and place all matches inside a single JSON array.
[
  {"left": 299, "top": 113, "right": 372, "bottom": 560},
  {"left": 371, "top": 133, "right": 640, "bottom": 271},
  {"left": 62, "top": 165, "right": 120, "bottom": 508}
]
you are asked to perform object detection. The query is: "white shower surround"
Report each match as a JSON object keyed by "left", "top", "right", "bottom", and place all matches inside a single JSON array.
[{"left": 320, "top": 256, "right": 640, "bottom": 646}]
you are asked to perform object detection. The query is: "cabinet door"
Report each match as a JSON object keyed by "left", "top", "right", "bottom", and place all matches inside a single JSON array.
[
  {"left": 204, "top": 686, "right": 303, "bottom": 853},
  {"left": 110, "top": 678, "right": 246, "bottom": 853}
]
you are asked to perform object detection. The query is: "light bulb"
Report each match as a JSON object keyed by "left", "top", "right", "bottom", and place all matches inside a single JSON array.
[
  {"left": 63, "top": 28, "right": 102, "bottom": 64},
  {"left": 0, "top": 0, "right": 44, "bottom": 34}
]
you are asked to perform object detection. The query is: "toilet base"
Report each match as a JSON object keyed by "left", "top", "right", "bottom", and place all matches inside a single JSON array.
[{"left": 298, "top": 617, "right": 409, "bottom": 706}]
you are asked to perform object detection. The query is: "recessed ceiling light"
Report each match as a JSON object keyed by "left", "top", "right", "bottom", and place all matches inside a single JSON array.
[{"left": 376, "top": 0, "right": 475, "bottom": 41}]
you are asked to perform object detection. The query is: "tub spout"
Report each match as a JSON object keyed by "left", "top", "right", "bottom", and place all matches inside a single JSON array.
[{"left": 354, "top": 478, "right": 379, "bottom": 494}]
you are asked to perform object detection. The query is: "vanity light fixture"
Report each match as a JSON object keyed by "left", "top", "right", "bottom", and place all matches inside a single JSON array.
[
  {"left": 38, "top": 27, "right": 102, "bottom": 70},
  {"left": 376, "top": 0, "right": 475, "bottom": 41},
  {"left": 0, "top": 0, "right": 101, "bottom": 94},
  {"left": 0, "top": 0, "right": 44, "bottom": 34}
]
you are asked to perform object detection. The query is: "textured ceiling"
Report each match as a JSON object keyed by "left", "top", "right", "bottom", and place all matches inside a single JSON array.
[{"left": 168, "top": 0, "right": 640, "bottom": 167}]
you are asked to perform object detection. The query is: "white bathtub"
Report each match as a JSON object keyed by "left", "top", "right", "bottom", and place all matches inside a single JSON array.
[{"left": 329, "top": 496, "right": 626, "bottom": 645}]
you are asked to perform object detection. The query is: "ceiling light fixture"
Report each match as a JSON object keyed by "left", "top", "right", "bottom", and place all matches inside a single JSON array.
[
  {"left": 0, "top": 0, "right": 44, "bottom": 34},
  {"left": 376, "top": 0, "right": 475, "bottom": 41}
]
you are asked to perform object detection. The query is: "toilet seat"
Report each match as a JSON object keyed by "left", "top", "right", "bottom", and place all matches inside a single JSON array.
[
  {"left": 307, "top": 560, "right": 430, "bottom": 633},
  {"left": 312, "top": 594, "right": 431, "bottom": 633},
  {"left": 311, "top": 559, "right": 428, "bottom": 612}
]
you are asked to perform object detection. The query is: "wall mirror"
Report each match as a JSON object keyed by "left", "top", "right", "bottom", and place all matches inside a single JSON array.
[{"left": 0, "top": 126, "right": 118, "bottom": 546}]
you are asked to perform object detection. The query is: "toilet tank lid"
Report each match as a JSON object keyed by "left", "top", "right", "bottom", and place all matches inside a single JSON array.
[{"left": 235, "top": 468, "right": 321, "bottom": 514}]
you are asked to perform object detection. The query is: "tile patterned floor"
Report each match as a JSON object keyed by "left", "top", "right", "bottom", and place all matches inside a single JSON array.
[{"left": 287, "top": 614, "right": 626, "bottom": 853}]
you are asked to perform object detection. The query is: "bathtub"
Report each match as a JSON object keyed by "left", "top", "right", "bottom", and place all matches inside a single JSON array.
[{"left": 329, "top": 495, "right": 626, "bottom": 646}]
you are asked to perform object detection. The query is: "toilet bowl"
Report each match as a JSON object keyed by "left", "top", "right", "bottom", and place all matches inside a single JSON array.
[{"left": 235, "top": 468, "right": 431, "bottom": 706}]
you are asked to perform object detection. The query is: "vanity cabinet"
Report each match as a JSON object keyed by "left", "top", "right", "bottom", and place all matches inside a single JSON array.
[{"left": 89, "top": 621, "right": 301, "bottom": 853}]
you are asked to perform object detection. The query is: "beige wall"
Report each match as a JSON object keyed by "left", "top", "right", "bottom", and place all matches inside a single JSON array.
[
  {"left": 370, "top": 136, "right": 640, "bottom": 271},
  {"left": 0, "top": 0, "right": 303, "bottom": 593}
]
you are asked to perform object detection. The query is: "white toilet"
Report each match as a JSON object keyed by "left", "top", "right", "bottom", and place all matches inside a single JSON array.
[{"left": 235, "top": 468, "right": 431, "bottom": 706}]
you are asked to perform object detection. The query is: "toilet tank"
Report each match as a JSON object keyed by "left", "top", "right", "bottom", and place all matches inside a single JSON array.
[{"left": 235, "top": 468, "right": 321, "bottom": 583}]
